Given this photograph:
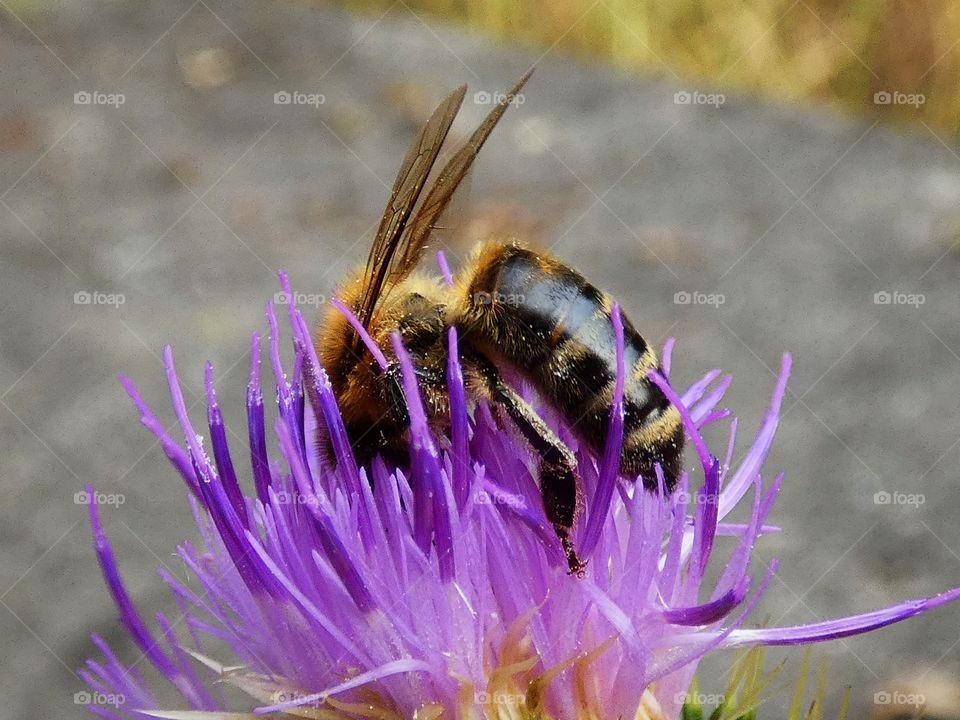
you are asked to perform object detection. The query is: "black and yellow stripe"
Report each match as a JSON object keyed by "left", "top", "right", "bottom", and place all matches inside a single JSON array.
[{"left": 458, "top": 242, "right": 684, "bottom": 489}]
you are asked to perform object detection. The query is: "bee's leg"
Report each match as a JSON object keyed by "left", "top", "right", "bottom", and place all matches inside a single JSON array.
[
  {"left": 542, "top": 462, "right": 585, "bottom": 576},
  {"left": 468, "top": 354, "right": 585, "bottom": 575}
]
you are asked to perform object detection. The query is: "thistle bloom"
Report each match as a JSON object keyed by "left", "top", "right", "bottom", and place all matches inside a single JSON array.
[{"left": 81, "top": 274, "right": 960, "bottom": 720}]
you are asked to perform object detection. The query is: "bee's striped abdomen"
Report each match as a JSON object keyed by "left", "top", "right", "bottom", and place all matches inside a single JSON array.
[{"left": 465, "top": 244, "right": 684, "bottom": 488}]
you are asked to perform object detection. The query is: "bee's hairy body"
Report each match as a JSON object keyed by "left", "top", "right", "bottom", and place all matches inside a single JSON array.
[
  {"left": 317, "top": 240, "right": 683, "bottom": 506},
  {"left": 312, "top": 73, "right": 684, "bottom": 574}
]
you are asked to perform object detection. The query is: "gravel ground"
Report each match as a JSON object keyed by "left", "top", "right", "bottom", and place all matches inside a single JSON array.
[{"left": 2, "top": 2, "right": 960, "bottom": 718}]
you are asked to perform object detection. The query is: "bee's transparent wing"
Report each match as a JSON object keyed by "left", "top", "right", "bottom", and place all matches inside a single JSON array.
[
  {"left": 354, "top": 84, "right": 467, "bottom": 332},
  {"left": 354, "top": 69, "right": 533, "bottom": 340},
  {"left": 395, "top": 70, "right": 533, "bottom": 273}
]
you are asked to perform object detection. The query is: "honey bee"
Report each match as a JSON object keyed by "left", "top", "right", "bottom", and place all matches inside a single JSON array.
[{"left": 316, "top": 71, "right": 684, "bottom": 573}]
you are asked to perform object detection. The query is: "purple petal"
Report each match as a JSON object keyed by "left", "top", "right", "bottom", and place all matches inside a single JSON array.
[
  {"left": 446, "top": 327, "right": 471, "bottom": 511},
  {"left": 723, "top": 587, "right": 960, "bottom": 647},
  {"left": 118, "top": 376, "right": 199, "bottom": 498},
  {"left": 391, "top": 332, "right": 454, "bottom": 581},
  {"left": 330, "top": 297, "right": 388, "bottom": 371},
  {"left": 662, "top": 576, "right": 750, "bottom": 626},
  {"left": 580, "top": 303, "right": 626, "bottom": 558},
  {"left": 204, "top": 362, "right": 246, "bottom": 526},
  {"left": 718, "top": 353, "right": 791, "bottom": 518},
  {"left": 245, "top": 334, "right": 272, "bottom": 505},
  {"left": 87, "top": 490, "right": 202, "bottom": 707},
  {"left": 436, "top": 250, "right": 454, "bottom": 287}
]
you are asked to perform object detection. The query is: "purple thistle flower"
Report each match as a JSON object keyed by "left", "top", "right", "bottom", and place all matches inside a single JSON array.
[{"left": 81, "top": 273, "right": 960, "bottom": 720}]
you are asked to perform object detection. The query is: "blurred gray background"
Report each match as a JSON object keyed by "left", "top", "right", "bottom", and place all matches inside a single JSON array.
[{"left": 2, "top": 1, "right": 960, "bottom": 718}]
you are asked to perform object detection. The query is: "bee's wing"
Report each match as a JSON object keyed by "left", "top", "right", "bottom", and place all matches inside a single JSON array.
[
  {"left": 396, "top": 69, "right": 533, "bottom": 271},
  {"left": 355, "top": 70, "right": 535, "bottom": 336},
  {"left": 355, "top": 84, "right": 467, "bottom": 332}
]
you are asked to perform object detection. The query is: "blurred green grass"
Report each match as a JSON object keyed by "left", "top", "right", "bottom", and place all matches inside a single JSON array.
[{"left": 337, "top": 0, "right": 960, "bottom": 133}]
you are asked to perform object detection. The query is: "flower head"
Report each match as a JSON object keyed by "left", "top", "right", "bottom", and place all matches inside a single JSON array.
[{"left": 82, "top": 273, "right": 960, "bottom": 719}]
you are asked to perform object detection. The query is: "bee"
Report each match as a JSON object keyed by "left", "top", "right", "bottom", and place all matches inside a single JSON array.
[{"left": 316, "top": 71, "right": 684, "bottom": 573}]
